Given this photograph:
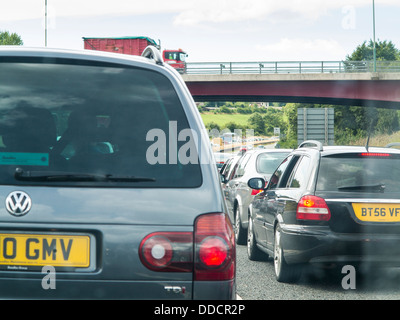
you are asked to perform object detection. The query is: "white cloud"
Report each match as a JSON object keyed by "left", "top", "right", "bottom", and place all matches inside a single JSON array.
[
  {"left": 2, "top": 0, "right": 399, "bottom": 23},
  {"left": 255, "top": 38, "right": 348, "bottom": 61},
  {"left": 1, "top": 0, "right": 183, "bottom": 22},
  {"left": 172, "top": 0, "right": 400, "bottom": 26}
]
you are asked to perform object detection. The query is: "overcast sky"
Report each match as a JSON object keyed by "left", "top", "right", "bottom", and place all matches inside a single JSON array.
[{"left": 2, "top": 0, "right": 400, "bottom": 62}]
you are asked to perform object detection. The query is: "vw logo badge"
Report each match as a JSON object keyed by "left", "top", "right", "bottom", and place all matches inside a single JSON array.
[{"left": 5, "top": 191, "right": 32, "bottom": 217}]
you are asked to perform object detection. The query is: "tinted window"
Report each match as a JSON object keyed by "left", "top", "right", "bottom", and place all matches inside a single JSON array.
[
  {"left": 316, "top": 154, "right": 400, "bottom": 193},
  {"left": 289, "top": 156, "right": 311, "bottom": 188},
  {"left": 228, "top": 159, "right": 240, "bottom": 180},
  {"left": 221, "top": 157, "right": 235, "bottom": 178},
  {"left": 0, "top": 60, "right": 201, "bottom": 187},
  {"left": 234, "top": 153, "right": 251, "bottom": 178},
  {"left": 268, "top": 155, "right": 296, "bottom": 189}
]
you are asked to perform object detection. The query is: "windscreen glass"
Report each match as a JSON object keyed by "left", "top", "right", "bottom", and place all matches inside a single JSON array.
[
  {"left": 316, "top": 154, "right": 400, "bottom": 193},
  {"left": 256, "top": 152, "right": 289, "bottom": 174},
  {"left": 0, "top": 59, "right": 202, "bottom": 187}
]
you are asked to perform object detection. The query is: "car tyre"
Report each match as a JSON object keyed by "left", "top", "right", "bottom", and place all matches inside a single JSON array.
[
  {"left": 274, "top": 224, "right": 302, "bottom": 283},
  {"left": 247, "top": 216, "right": 267, "bottom": 261},
  {"left": 234, "top": 204, "right": 247, "bottom": 245}
]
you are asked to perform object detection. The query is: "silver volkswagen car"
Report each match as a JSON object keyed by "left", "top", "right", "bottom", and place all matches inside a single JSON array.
[{"left": 0, "top": 47, "right": 235, "bottom": 299}]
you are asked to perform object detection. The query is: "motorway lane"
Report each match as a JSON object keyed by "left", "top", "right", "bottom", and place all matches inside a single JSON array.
[{"left": 235, "top": 243, "right": 400, "bottom": 300}]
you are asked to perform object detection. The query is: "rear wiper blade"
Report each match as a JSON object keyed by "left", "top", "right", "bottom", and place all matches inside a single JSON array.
[
  {"left": 14, "top": 168, "right": 156, "bottom": 183},
  {"left": 337, "top": 184, "right": 385, "bottom": 193}
]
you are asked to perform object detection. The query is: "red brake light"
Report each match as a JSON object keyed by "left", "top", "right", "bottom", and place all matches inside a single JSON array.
[
  {"left": 251, "top": 189, "right": 263, "bottom": 195},
  {"left": 139, "top": 213, "right": 236, "bottom": 281},
  {"left": 194, "top": 213, "right": 235, "bottom": 281},
  {"left": 297, "top": 195, "right": 331, "bottom": 221},
  {"left": 199, "top": 237, "right": 228, "bottom": 267},
  {"left": 361, "top": 153, "right": 390, "bottom": 157}
]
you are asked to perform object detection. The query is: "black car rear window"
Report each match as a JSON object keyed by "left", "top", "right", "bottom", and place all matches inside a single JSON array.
[
  {"left": 0, "top": 60, "right": 202, "bottom": 187},
  {"left": 316, "top": 153, "right": 400, "bottom": 193}
]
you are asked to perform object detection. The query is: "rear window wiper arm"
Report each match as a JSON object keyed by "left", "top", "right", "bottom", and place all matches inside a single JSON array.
[
  {"left": 14, "top": 168, "right": 156, "bottom": 183},
  {"left": 337, "top": 184, "right": 385, "bottom": 193}
]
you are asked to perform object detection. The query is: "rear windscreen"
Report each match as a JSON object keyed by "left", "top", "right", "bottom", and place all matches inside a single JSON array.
[
  {"left": 0, "top": 59, "right": 202, "bottom": 187},
  {"left": 256, "top": 152, "right": 289, "bottom": 174},
  {"left": 316, "top": 153, "right": 400, "bottom": 193}
]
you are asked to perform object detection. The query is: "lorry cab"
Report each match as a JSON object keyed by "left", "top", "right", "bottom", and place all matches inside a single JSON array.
[{"left": 163, "top": 49, "right": 187, "bottom": 73}]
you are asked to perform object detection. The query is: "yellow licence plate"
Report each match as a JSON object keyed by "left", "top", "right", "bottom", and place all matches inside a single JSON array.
[
  {"left": 352, "top": 203, "right": 400, "bottom": 222},
  {"left": 0, "top": 233, "right": 90, "bottom": 268}
]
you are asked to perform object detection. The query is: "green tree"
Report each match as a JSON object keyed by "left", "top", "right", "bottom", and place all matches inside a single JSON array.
[
  {"left": 375, "top": 108, "right": 399, "bottom": 135},
  {"left": 224, "top": 122, "right": 244, "bottom": 133},
  {"left": 0, "top": 30, "right": 23, "bottom": 45},
  {"left": 205, "top": 121, "right": 220, "bottom": 132},
  {"left": 279, "top": 103, "right": 298, "bottom": 148},
  {"left": 262, "top": 108, "right": 286, "bottom": 135},
  {"left": 247, "top": 113, "right": 265, "bottom": 135},
  {"left": 216, "top": 106, "right": 234, "bottom": 114},
  {"left": 346, "top": 39, "right": 400, "bottom": 61},
  {"left": 236, "top": 107, "right": 252, "bottom": 114},
  {"left": 337, "top": 40, "right": 400, "bottom": 143}
]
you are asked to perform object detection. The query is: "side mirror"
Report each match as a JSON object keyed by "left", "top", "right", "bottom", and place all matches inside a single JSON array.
[{"left": 248, "top": 177, "right": 266, "bottom": 190}]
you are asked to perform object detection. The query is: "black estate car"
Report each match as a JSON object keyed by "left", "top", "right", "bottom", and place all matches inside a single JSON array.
[{"left": 247, "top": 140, "right": 400, "bottom": 283}]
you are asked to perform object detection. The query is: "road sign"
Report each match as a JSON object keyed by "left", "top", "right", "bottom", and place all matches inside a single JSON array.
[{"left": 297, "top": 108, "right": 334, "bottom": 146}]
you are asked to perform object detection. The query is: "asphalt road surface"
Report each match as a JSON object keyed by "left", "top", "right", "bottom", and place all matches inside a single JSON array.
[{"left": 236, "top": 243, "right": 400, "bottom": 300}]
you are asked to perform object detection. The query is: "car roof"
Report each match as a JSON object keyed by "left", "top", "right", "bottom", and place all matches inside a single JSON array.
[
  {"left": 246, "top": 148, "right": 293, "bottom": 155},
  {"left": 322, "top": 145, "right": 400, "bottom": 155},
  {"left": 0, "top": 46, "right": 166, "bottom": 70},
  {"left": 296, "top": 143, "right": 400, "bottom": 156}
]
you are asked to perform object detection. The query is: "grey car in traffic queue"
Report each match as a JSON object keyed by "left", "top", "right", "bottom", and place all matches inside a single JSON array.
[{"left": 0, "top": 47, "right": 235, "bottom": 299}]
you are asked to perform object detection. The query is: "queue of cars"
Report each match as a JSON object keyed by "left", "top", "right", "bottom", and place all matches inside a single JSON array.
[{"left": 4, "top": 46, "right": 400, "bottom": 298}]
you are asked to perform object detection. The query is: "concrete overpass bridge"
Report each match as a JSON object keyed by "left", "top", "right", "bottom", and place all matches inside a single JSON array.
[{"left": 181, "top": 60, "right": 400, "bottom": 108}]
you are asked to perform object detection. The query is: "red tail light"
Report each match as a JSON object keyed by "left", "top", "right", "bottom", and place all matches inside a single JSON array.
[
  {"left": 251, "top": 180, "right": 267, "bottom": 195},
  {"left": 296, "top": 195, "right": 331, "bottom": 221},
  {"left": 139, "top": 213, "right": 235, "bottom": 281},
  {"left": 194, "top": 213, "right": 235, "bottom": 281},
  {"left": 139, "top": 232, "right": 193, "bottom": 272}
]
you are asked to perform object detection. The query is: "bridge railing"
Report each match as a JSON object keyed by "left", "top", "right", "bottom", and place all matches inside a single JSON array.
[{"left": 185, "top": 60, "right": 400, "bottom": 75}]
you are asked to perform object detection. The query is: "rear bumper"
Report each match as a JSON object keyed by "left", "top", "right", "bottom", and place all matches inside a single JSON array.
[
  {"left": 280, "top": 224, "right": 400, "bottom": 266},
  {"left": 0, "top": 278, "right": 236, "bottom": 299}
]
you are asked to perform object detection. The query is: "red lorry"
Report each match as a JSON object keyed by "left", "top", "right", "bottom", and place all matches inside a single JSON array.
[{"left": 82, "top": 36, "right": 187, "bottom": 73}]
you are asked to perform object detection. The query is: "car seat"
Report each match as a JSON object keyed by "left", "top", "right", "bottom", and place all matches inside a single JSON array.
[{"left": 1, "top": 102, "right": 57, "bottom": 153}]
